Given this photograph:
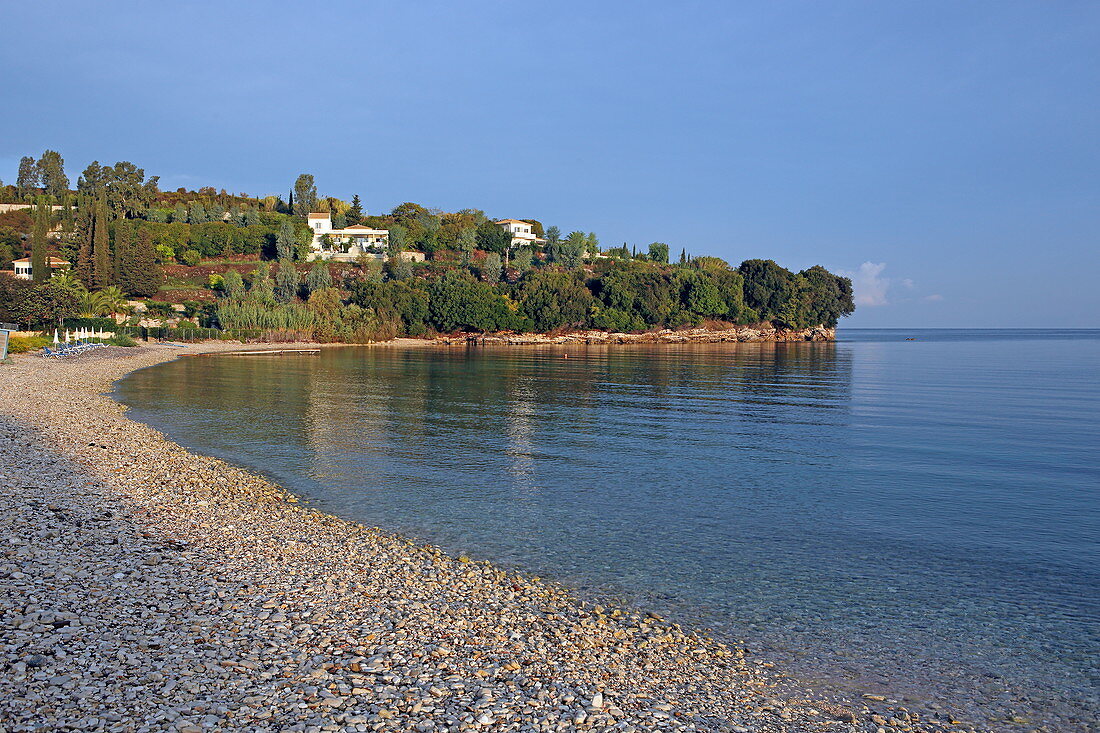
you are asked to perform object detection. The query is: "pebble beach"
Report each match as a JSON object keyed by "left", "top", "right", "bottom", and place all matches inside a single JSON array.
[{"left": 0, "top": 344, "right": 972, "bottom": 733}]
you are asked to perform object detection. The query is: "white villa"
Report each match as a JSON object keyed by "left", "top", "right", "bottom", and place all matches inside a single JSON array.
[
  {"left": 307, "top": 213, "right": 390, "bottom": 261},
  {"left": 496, "top": 219, "right": 546, "bottom": 248},
  {"left": 8, "top": 257, "right": 70, "bottom": 280}
]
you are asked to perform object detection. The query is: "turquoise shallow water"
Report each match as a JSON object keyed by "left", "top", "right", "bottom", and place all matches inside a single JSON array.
[{"left": 116, "top": 330, "right": 1100, "bottom": 730}]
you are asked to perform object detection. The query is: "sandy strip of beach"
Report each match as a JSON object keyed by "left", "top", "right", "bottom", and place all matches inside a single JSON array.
[{"left": 0, "top": 343, "right": 962, "bottom": 733}]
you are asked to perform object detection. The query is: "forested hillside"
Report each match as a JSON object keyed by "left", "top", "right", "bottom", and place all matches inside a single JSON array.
[{"left": 1, "top": 152, "right": 854, "bottom": 339}]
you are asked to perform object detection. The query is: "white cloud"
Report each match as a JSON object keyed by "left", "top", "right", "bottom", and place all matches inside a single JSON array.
[
  {"left": 923, "top": 293, "right": 943, "bottom": 302},
  {"left": 841, "top": 261, "right": 892, "bottom": 307}
]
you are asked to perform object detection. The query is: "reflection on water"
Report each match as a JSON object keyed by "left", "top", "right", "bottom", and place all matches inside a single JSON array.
[{"left": 117, "top": 333, "right": 1100, "bottom": 730}]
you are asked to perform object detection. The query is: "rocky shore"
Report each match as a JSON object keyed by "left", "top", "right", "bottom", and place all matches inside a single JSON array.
[
  {"left": 0, "top": 344, "right": 967, "bottom": 732},
  {"left": 435, "top": 326, "right": 835, "bottom": 347}
]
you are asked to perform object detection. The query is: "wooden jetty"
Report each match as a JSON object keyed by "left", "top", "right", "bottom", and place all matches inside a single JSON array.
[{"left": 211, "top": 349, "right": 321, "bottom": 357}]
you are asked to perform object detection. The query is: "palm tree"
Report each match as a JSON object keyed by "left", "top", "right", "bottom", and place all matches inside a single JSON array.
[
  {"left": 49, "top": 272, "right": 88, "bottom": 300},
  {"left": 80, "top": 286, "right": 128, "bottom": 317},
  {"left": 93, "top": 286, "right": 127, "bottom": 316}
]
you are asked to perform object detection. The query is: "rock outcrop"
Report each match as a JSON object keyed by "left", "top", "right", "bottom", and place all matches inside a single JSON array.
[{"left": 437, "top": 325, "right": 836, "bottom": 346}]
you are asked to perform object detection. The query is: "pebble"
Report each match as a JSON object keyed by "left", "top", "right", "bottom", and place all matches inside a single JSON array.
[{"left": 0, "top": 343, "right": 967, "bottom": 733}]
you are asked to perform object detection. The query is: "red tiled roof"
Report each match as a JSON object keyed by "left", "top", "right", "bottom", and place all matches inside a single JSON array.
[{"left": 12, "top": 257, "right": 70, "bottom": 266}]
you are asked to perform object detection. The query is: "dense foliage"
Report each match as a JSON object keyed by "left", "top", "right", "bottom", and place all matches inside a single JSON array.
[{"left": 1, "top": 149, "right": 855, "bottom": 339}]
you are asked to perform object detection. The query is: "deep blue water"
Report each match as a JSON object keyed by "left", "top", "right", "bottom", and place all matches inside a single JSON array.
[{"left": 116, "top": 330, "right": 1100, "bottom": 730}]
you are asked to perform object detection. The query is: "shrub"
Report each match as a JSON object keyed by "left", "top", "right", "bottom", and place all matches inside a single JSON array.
[
  {"left": 62, "top": 317, "right": 117, "bottom": 331},
  {"left": 144, "top": 300, "right": 175, "bottom": 317},
  {"left": 110, "top": 332, "right": 138, "bottom": 347},
  {"left": 7, "top": 336, "right": 50, "bottom": 354}
]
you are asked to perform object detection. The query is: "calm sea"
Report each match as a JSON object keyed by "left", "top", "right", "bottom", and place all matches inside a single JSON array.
[{"left": 116, "top": 330, "right": 1100, "bottom": 730}]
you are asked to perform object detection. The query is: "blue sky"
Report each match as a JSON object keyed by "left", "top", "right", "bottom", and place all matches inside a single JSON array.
[{"left": 2, "top": 1, "right": 1097, "bottom": 327}]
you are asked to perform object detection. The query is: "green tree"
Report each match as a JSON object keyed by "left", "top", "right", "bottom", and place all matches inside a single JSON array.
[
  {"left": 512, "top": 246, "right": 534, "bottom": 270},
  {"left": 476, "top": 221, "right": 512, "bottom": 254},
  {"left": 293, "top": 174, "right": 317, "bottom": 217},
  {"left": 172, "top": 203, "right": 188, "bottom": 223},
  {"left": 248, "top": 262, "right": 276, "bottom": 305},
  {"left": 190, "top": 201, "right": 208, "bottom": 224},
  {"left": 112, "top": 220, "right": 131, "bottom": 283},
  {"left": 30, "top": 199, "right": 49, "bottom": 284},
  {"left": 275, "top": 260, "right": 300, "bottom": 303},
  {"left": 347, "top": 194, "right": 364, "bottom": 225},
  {"left": 387, "top": 224, "right": 407, "bottom": 258},
  {"left": 514, "top": 269, "right": 593, "bottom": 331},
  {"left": 387, "top": 257, "right": 413, "bottom": 281},
  {"left": 17, "top": 156, "right": 39, "bottom": 198},
  {"left": 332, "top": 212, "right": 347, "bottom": 230},
  {"left": 221, "top": 269, "right": 245, "bottom": 300},
  {"left": 0, "top": 275, "right": 33, "bottom": 325},
  {"left": 78, "top": 161, "right": 159, "bottom": 219},
  {"left": 117, "top": 227, "right": 160, "bottom": 297},
  {"left": 275, "top": 220, "right": 297, "bottom": 261},
  {"left": 0, "top": 226, "right": 20, "bottom": 269},
  {"left": 306, "top": 260, "right": 333, "bottom": 295},
  {"left": 552, "top": 231, "right": 587, "bottom": 268},
  {"left": 92, "top": 197, "right": 111, "bottom": 288},
  {"left": 544, "top": 226, "right": 561, "bottom": 247},
  {"left": 795, "top": 265, "right": 855, "bottom": 327},
  {"left": 684, "top": 272, "right": 727, "bottom": 317},
  {"left": 37, "top": 150, "right": 69, "bottom": 199},
  {"left": 82, "top": 286, "right": 126, "bottom": 316},
  {"left": 482, "top": 252, "right": 502, "bottom": 282},
  {"left": 14, "top": 282, "right": 79, "bottom": 328},
  {"left": 738, "top": 259, "right": 793, "bottom": 322},
  {"left": 584, "top": 232, "right": 600, "bottom": 256},
  {"left": 428, "top": 270, "right": 522, "bottom": 333},
  {"left": 349, "top": 279, "right": 430, "bottom": 335},
  {"left": 648, "top": 242, "right": 670, "bottom": 264},
  {"left": 457, "top": 227, "right": 477, "bottom": 262}
]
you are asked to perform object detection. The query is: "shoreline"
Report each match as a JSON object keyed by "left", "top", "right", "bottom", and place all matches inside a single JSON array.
[
  {"left": 431, "top": 326, "right": 835, "bottom": 346},
  {"left": 0, "top": 344, "right": 964, "bottom": 732}
]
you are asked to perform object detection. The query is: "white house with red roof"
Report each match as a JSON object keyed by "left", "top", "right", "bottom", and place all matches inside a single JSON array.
[
  {"left": 307, "top": 212, "right": 390, "bottom": 261},
  {"left": 495, "top": 219, "right": 545, "bottom": 248},
  {"left": 7, "top": 256, "right": 71, "bottom": 280}
]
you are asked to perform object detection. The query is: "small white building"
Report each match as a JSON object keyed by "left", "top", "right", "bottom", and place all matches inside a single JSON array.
[
  {"left": 496, "top": 219, "right": 545, "bottom": 248},
  {"left": 9, "top": 257, "right": 70, "bottom": 280},
  {"left": 307, "top": 213, "right": 391, "bottom": 262}
]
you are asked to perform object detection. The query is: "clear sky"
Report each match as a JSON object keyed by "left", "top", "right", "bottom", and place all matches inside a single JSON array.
[{"left": 2, "top": 1, "right": 1097, "bottom": 327}]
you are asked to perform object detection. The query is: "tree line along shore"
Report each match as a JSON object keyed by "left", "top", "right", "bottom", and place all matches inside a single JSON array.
[{"left": 1, "top": 150, "right": 854, "bottom": 344}]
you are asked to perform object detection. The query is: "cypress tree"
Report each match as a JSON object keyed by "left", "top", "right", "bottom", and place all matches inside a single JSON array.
[
  {"left": 113, "top": 221, "right": 131, "bottom": 284},
  {"left": 275, "top": 260, "right": 300, "bottom": 303},
  {"left": 347, "top": 194, "right": 364, "bottom": 225},
  {"left": 118, "top": 228, "right": 159, "bottom": 297},
  {"left": 306, "top": 260, "right": 332, "bottom": 295},
  {"left": 222, "top": 269, "right": 245, "bottom": 300},
  {"left": 75, "top": 194, "right": 94, "bottom": 284},
  {"left": 680, "top": 248, "right": 687, "bottom": 265},
  {"left": 30, "top": 199, "right": 49, "bottom": 284},
  {"left": 275, "top": 220, "right": 296, "bottom": 261},
  {"left": 92, "top": 196, "right": 111, "bottom": 288}
]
